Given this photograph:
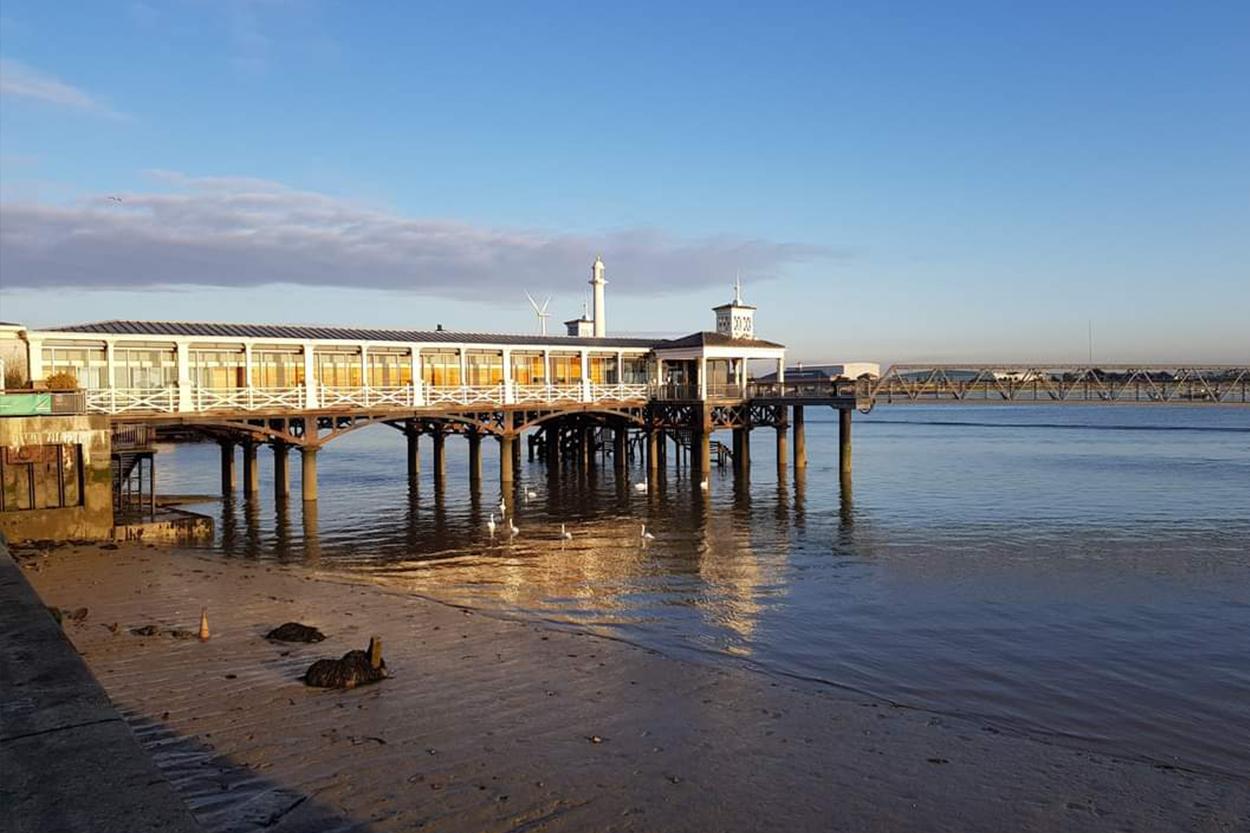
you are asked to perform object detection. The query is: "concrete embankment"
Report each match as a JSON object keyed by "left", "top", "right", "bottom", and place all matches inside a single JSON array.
[{"left": 0, "top": 537, "right": 201, "bottom": 833}]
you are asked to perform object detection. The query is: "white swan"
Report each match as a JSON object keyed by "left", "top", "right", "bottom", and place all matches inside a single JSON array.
[
  {"left": 525, "top": 488, "right": 538, "bottom": 501},
  {"left": 509, "top": 519, "right": 520, "bottom": 537},
  {"left": 699, "top": 479, "right": 709, "bottom": 491},
  {"left": 498, "top": 497, "right": 507, "bottom": 514},
  {"left": 487, "top": 513, "right": 496, "bottom": 538},
  {"left": 640, "top": 524, "right": 655, "bottom": 541},
  {"left": 560, "top": 523, "right": 573, "bottom": 540},
  {"left": 633, "top": 481, "right": 648, "bottom": 493}
]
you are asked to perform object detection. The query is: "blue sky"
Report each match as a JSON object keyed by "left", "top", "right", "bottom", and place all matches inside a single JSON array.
[{"left": 1, "top": 1, "right": 1247, "bottom": 363}]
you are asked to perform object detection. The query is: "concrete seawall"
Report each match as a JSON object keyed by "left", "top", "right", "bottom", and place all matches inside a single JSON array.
[{"left": 0, "top": 537, "right": 201, "bottom": 833}]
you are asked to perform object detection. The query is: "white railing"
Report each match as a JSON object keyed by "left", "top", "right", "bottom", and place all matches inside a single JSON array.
[
  {"left": 86, "top": 387, "right": 178, "bottom": 414},
  {"left": 515, "top": 383, "right": 584, "bottom": 404},
  {"left": 589, "top": 382, "right": 650, "bottom": 401},
  {"left": 424, "top": 385, "right": 505, "bottom": 406},
  {"left": 319, "top": 385, "right": 415, "bottom": 408},
  {"left": 195, "top": 386, "right": 306, "bottom": 411}
]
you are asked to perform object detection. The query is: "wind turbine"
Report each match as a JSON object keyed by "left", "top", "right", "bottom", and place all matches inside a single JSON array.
[{"left": 525, "top": 291, "right": 552, "bottom": 336}]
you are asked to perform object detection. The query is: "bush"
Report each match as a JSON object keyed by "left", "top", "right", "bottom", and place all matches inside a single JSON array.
[
  {"left": 3, "top": 366, "right": 28, "bottom": 390},
  {"left": 44, "top": 371, "right": 80, "bottom": 390}
]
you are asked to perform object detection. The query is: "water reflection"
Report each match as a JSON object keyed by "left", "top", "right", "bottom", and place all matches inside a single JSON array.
[{"left": 164, "top": 407, "right": 1250, "bottom": 776}]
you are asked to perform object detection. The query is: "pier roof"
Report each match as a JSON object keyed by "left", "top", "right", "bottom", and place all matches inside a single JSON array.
[
  {"left": 656, "top": 331, "right": 784, "bottom": 350},
  {"left": 43, "top": 320, "right": 661, "bottom": 349}
]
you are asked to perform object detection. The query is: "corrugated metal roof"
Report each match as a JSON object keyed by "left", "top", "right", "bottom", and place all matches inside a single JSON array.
[
  {"left": 44, "top": 320, "right": 665, "bottom": 349},
  {"left": 655, "top": 331, "right": 785, "bottom": 350}
]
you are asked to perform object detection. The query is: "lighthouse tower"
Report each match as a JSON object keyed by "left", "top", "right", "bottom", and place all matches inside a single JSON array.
[{"left": 589, "top": 256, "right": 607, "bottom": 337}]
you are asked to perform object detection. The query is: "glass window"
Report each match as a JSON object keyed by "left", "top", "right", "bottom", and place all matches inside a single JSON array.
[
  {"left": 621, "top": 355, "right": 649, "bottom": 384},
  {"left": 42, "top": 345, "right": 107, "bottom": 388},
  {"left": 589, "top": 354, "right": 618, "bottom": 384},
  {"left": 549, "top": 352, "right": 582, "bottom": 384},
  {"left": 367, "top": 351, "right": 412, "bottom": 387},
  {"left": 113, "top": 346, "right": 177, "bottom": 389},
  {"left": 316, "top": 351, "right": 362, "bottom": 387},
  {"left": 421, "top": 350, "right": 461, "bottom": 387},
  {"left": 190, "top": 349, "right": 245, "bottom": 389},
  {"left": 511, "top": 352, "right": 545, "bottom": 386},
  {"left": 0, "top": 445, "right": 81, "bottom": 512},
  {"left": 465, "top": 351, "right": 503, "bottom": 387},
  {"left": 252, "top": 349, "right": 305, "bottom": 388}
]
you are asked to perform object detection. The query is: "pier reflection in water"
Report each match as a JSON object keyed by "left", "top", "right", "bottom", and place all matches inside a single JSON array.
[{"left": 162, "top": 406, "right": 1250, "bottom": 778}]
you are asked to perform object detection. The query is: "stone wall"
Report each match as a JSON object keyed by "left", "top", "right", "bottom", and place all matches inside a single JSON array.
[{"left": 0, "top": 415, "right": 112, "bottom": 542}]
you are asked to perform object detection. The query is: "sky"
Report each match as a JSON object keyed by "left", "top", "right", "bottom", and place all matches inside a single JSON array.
[{"left": 1, "top": 1, "right": 1247, "bottom": 364}]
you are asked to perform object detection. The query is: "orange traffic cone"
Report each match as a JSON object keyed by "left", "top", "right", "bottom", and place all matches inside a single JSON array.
[{"left": 198, "top": 607, "right": 210, "bottom": 641}]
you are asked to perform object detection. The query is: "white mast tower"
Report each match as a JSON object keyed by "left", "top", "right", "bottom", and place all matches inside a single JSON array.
[{"left": 589, "top": 256, "right": 607, "bottom": 337}]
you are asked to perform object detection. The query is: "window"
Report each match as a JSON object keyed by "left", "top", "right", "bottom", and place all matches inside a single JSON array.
[
  {"left": 42, "top": 345, "right": 107, "bottom": 388},
  {"left": 113, "top": 346, "right": 177, "bottom": 389},
  {"left": 0, "top": 445, "right": 82, "bottom": 512},
  {"left": 621, "top": 355, "right": 649, "bottom": 384},
  {"left": 367, "top": 351, "right": 412, "bottom": 387},
  {"left": 421, "top": 350, "right": 461, "bottom": 387},
  {"left": 589, "top": 354, "right": 618, "bottom": 384},
  {"left": 511, "top": 352, "right": 545, "bottom": 386},
  {"left": 465, "top": 351, "right": 503, "bottom": 387},
  {"left": 253, "top": 349, "right": 305, "bottom": 388},
  {"left": 316, "top": 351, "right": 362, "bottom": 387},
  {"left": 191, "top": 349, "right": 245, "bottom": 389},
  {"left": 549, "top": 352, "right": 582, "bottom": 384}
]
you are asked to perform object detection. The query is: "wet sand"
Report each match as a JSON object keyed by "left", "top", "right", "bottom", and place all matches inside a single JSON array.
[{"left": 20, "top": 543, "right": 1249, "bottom": 833}]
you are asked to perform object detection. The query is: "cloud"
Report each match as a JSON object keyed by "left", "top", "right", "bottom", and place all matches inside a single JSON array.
[
  {"left": 0, "top": 174, "right": 834, "bottom": 299},
  {"left": 0, "top": 58, "right": 118, "bottom": 115}
]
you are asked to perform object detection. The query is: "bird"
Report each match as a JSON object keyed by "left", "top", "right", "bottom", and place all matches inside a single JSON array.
[
  {"left": 699, "top": 479, "right": 709, "bottom": 491},
  {"left": 509, "top": 519, "right": 520, "bottom": 537},
  {"left": 487, "top": 513, "right": 496, "bottom": 538},
  {"left": 498, "top": 497, "right": 507, "bottom": 514},
  {"left": 633, "top": 481, "right": 648, "bottom": 493},
  {"left": 107, "top": 195, "right": 123, "bottom": 203},
  {"left": 560, "top": 524, "right": 573, "bottom": 540},
  {"left": 640, "top": 525, "right": 655, "bottom": 541},
  {"left": 525, "top": 488, "right": 538, "bottom": 502}
]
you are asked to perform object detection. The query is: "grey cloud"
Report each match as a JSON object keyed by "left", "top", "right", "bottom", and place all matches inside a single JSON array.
[{"left": 0, "top": 175, "right": 833, "bottom": 298}]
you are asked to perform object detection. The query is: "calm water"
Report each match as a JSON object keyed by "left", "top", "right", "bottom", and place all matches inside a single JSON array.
[{"left": 160, "top": 405, "right": 1250, "bottom": 777}]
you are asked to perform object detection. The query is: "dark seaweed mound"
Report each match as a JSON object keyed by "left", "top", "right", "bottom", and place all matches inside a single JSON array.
[{"left": 266, "top": 622, "right": 327, "bottom": 643}]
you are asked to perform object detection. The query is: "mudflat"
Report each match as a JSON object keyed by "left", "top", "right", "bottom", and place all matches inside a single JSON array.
[{"left": 20, "top": 543, "right": 1249, "bottom": 833}]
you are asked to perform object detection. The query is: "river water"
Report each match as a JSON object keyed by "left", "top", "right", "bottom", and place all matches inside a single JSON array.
[{"left": 159, "top": 404, "right": 1250, "bottom": 778}]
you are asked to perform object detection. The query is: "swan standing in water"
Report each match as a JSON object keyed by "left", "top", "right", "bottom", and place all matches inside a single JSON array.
[
  {"left": 560, "top": 523, "right": 573, "bottom": 540},
  {"left": 487, "top": 513, "right": 496, "bottom": 538},
  {"left": 498, "top": 497, "right": 507, "bottom": 515},
  {"left": 633, "top": 481, "right": 648, "bottom": 493},
  {"left": 640, "top": 524, "right": 655, "bottom": 541},
  {"left": 699, "top": 479, "right": 709, "bottom": 491},
  {"left": 509, "top": 519, "right": 520, "bottom": 538}
]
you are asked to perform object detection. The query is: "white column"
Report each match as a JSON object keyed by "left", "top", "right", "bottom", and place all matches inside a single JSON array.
[
  {"left": 580, "top": 350, "right": 591, "bottom": 402},
  {"left": 303, "top": 344, "right": 319, "bottom": 409},
  {"left": 26, "top": 337, "right": 44, "bottom": 384},
  {"left": 776, "top": 357, "right": 786, "bottom": 384},
  {"left": 243, "top": 343, "right": 254, "bottom": 408},
  {"left": 502, "top": 348, "right": 514, "bottom": 404},
  {"left": 410, "top": 347, "right": 422, "bottom": 406},
  {"left": 360, "top": 344, "right": 369, "bottom": 404},
  {"left": 543, "top": 349, "right": 550, "bottom": 396},
  {"left": 175, "top": 342, "right": 192, "bottom": 412},
  {"left": 698, "top": 357, "right": 708, "bottom": 400},
  {"left": 458, "top": 348, "right": 467, "bottom": 391},
  {"left": 616, "top": 350, "right": 624, "bottom": 389}
]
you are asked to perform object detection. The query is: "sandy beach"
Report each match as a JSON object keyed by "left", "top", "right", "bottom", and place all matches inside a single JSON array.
[{"left": 17, "top": 542, "right": 1248, "bottom": 833}]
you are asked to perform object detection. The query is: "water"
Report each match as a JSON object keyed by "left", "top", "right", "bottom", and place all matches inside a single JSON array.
[{"left": 160, "top": 405, "right": 1250, "bottom": 777}]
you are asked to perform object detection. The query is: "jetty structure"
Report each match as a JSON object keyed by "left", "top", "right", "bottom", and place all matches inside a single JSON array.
[{"left": 1, "top": 257, "right": 1247, "bottom": 542}]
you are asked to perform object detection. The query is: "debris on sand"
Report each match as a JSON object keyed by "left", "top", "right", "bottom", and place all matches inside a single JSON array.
[
  {"left": 130, "top": 624, "right": 161, "bottom": 636},
  {"left": 266, "top": 622, "right": 327, "bottom": 643},
  {"left": 304, "top": 636, "right": 387, "bottom": 690}
]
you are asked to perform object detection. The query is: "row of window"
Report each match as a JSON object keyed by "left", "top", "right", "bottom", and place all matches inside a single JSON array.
[
  {"left": 41, "top": 346, "right": 651, "bottom": 389},
  {"left": 0, "top": 444, "right": 83, "bottom": 512}
]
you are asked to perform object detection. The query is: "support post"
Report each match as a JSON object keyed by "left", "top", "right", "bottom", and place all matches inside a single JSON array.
[
  {"left": 647, "top": 429, "right": 659, "bottom": 475},
  {"left": 545, "top": 423, "right": 560, "bottom": 467},
  {"left": 793, "top": 405, "right": 807, "bottom": 469},
  {"left": 432, "top": 430, "right": 446, "bottom": 484},
  {"left": 406, "top": 428, "right": 420, "bottom": 482},
  {"left": 273, "top": 443, "right": 290, "bottom": 498},
  {"left": 220, "top": 442, "right": 236, "bottom": 495},
  {"left": 839, "top": 408, "right": 852, "bottom": 476},
  {"left": 776, "top": 424, "right": 788, "bottom": 471},
  {"left": 500, "top": 434, "right": 515, "bottom": 484},
  {"left": 242, "top": 440, "right": 260, "bottom": 495},
  {"left": 468, "top": 431, "right": 482, "bottom": 484},
  {"left": 696, "top": 428, "right": 712, "bottom": 478},
  {"left": 512, "top": 429, "right": 523, "bottom": 473},
  {"left": 614, "top": 423, "right": 627, "bottom": 473},
  {"left": 301, "top": 446, "right": 318, "bottom": 502}
]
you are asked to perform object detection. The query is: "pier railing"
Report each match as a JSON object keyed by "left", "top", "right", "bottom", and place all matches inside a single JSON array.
[{"left": 86, "top": 387, "right": 178, "bottom": 414}]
